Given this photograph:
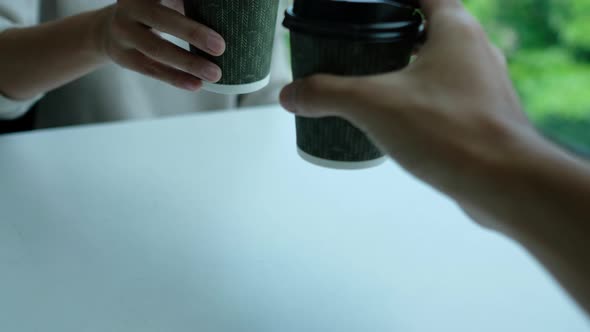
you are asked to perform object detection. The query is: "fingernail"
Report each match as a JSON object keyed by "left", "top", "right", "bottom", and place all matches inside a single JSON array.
[
  {"left": 184, "top": 79, "right": 202, "bottom": 91},
  {"left": 280, "top": 83, "right": 298, "bottom": 113},
  {"left": 207, "top": 33, "right": 226, "bottom": 55},
  {"left": 202, "top": 65, "right": 222, "bottom": 82}
]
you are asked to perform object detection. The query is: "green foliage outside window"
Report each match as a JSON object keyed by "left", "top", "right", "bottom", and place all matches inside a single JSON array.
[{"left": 464, "top": 0, "right": 590, "bottom": 154}]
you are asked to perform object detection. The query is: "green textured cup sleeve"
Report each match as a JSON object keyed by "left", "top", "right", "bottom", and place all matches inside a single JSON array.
[{"left": 184, "top": 0, "right": 280, "bottom": 86}]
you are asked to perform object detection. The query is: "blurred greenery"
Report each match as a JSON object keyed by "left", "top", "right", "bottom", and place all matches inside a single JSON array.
[{"left": 464, "top": 0, "right": 590, "bottom": 155}]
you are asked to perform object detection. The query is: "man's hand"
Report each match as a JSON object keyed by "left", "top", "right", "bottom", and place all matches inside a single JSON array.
[
  {"left": 280, "top": 0, "right": 534, "bottom": 207},
  {"left": 280, "top": 0, "right": 590, "bottom": 314},
  {"left": 99, "top": 0, "right": 226, "bottom": 91}
]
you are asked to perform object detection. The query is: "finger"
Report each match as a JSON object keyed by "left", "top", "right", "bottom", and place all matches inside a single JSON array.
[
  {"left": 122, "top": 22, "right": 222, "bottom": 82},
  {"left": 130, "top": 3, "right": 225, "bottom": 56},
  {"left": 280, "top": 74, "right": 403, "bottom": 124},
  {"left": 117, "top": 49, "right": 203, "bottom": 91}
]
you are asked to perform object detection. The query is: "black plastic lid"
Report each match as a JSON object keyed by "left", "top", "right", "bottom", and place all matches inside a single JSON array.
[{"left": 283, "top": 0, "right": 423, "bottom": 42}]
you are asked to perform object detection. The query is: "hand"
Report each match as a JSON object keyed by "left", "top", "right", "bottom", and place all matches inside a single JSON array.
[
  {"left": 279, "top": 0, "right": 541, "bottom": 222},
  {"left": 282, "top": 0, "right": 590, "bottom": 313},
  {"left": 98, "top": 0, "right": 226, "bottom": 91}
]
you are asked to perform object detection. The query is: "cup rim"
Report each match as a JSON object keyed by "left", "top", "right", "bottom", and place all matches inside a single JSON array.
[{"left": 283, "top": 7, "right": 423, "bottom": 42}]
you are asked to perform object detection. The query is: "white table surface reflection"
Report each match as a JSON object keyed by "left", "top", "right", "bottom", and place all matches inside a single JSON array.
[{"left": 0, "top": 106, "right": 588, "bottom": 331}]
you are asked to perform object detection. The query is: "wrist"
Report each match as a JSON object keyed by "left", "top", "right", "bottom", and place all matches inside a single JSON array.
[
  {"left": 457, "top": 120, "right": 590, "bottom": 235},
  {"left": 446, "top": 119, "right": 545, "bottom": 223},
  {"left": 88, "top": 6, "right": 115, "bottom": 64}
]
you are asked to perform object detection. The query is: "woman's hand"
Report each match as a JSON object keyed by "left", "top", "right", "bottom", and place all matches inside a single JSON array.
[{"left": 99, "top": 0, "right": 226, "bottom": 91}]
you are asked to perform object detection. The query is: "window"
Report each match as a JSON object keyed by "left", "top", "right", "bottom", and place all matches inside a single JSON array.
[{"left": 466, "top": 0, "right": 590, "bottom": 156}]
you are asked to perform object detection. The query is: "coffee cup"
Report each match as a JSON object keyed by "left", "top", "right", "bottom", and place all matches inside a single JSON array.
[
  {"left": 283, "top": 0, "right": 423, "bottom": 169},
  {"left": 185, "top": 0, "right": 281, "bottom": 94}
]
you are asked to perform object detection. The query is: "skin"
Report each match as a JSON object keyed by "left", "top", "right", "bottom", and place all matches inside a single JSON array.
[
  {"left": 0, "top": 0, "right": 224, "bottom": 100},
  {"left": 280, "top": 0, "right": 590, "bottom": 315}
]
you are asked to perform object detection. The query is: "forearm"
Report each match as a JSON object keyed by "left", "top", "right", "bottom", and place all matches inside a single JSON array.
[
  {"left": 0, "top": 7, "right": 112, "bottom": 100},
  {"left": 463, "top": 129, "right": 590, "bottom": 313}
]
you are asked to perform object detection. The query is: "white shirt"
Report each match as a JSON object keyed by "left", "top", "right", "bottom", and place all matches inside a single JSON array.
[{"left": 0, "top": 0, "right": 291, "bottom": 128}]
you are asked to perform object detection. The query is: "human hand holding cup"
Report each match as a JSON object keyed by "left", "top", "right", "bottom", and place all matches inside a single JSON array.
[
  {"left": 283, "top": 0, "right": 424, "bottom": 169},
  {"left": 100, "top": 0, "right": 228, "bottom": 91}
]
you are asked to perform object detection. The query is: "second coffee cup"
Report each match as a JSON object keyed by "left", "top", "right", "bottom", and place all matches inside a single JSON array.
[
  {"left": 184, "top": 0, "right": 281, "bottom": 94},
  {"left": 283, "top": 0, "right": 424, "bottom": 169}
]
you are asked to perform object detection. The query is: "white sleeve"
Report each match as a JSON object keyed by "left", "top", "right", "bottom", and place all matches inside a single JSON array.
[{"left": 0, "top": 1, "right": 42, "bottom": 120}]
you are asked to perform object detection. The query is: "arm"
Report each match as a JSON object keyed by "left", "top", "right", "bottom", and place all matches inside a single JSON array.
[
  {"left": 0, "top": 0, "right": 227, "bottom": 102},
  {"left": 461, "top": 127, "right": 590, "bottom": 313},
  {"left": 0, "top": 8, "right": 109, "bottom": 100},
  {"left": 279, "top": 0, "right": 590, "bottom": 314}
]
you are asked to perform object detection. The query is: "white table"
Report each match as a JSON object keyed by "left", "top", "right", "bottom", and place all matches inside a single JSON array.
[{"left": 0, "top": 105, "right": 588, "bottom": 331}]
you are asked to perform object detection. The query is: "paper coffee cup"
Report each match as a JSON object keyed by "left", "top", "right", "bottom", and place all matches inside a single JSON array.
[
  {"left": 185, "top": 0, "right": 281, "bottom": 95},
  {"left": 283, "top": 0, "right": 423, "bottom": 169}
]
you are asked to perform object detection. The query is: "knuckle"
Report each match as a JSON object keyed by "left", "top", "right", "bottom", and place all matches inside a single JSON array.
[
  {"left": 456, "top": 14, "right": 486, "bottom": 39},
  {"left": 110, "top": 18, "right": 128, "bottom": 38}
]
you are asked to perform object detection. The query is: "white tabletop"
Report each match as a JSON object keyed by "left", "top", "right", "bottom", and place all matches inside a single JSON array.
[{"left": 0, "top": 105, "right": 588, "bottom": 331}]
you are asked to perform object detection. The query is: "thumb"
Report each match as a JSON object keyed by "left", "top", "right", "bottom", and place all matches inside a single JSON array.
[{"left": 280, "top": 74, "right": 360, "bottom": 119}]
